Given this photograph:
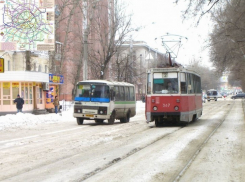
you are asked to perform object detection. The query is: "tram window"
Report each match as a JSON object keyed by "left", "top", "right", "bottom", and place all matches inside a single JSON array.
[
  {"left": 187, "top": 73, "right": 194, "bottom": 94},
  {"left": 180, "top": 73, "right": 187, "bottom": 94},
  {"left": 147, "top": 73, "right": 151, "bottom": 94},
  {"left": 153, "top": 78, "right": 178, "bottom": 94},
  {"left": 181, "top": 82, "right": 187, "bottom": 94},
  {"left": 197, "top": 76, "right": 201, "bottom": 93}
]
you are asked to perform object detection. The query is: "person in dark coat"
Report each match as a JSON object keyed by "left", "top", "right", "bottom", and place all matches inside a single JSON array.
[{"left": 14, "top": 94, "right": 24, "bottom": 113}]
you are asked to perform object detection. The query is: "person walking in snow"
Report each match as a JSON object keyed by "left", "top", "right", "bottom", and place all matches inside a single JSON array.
[
  {"left": 53, "top": 96, "right": 59, "bottom": 114},
  {"left": 14, "top": 94, "right": 24, "bottom": 113}
]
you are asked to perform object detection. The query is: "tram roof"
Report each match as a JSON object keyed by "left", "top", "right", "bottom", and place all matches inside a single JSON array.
[
  {"left": 77, "top": 80, "right": 134, "bottom": 87},
  {"left": 147, "top": 67, "right": 200, "bottom": 76}
]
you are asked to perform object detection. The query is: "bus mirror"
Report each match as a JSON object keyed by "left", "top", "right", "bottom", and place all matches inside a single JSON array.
[{"left": 188, "top": 85, "right": 192, "bottom": 90}]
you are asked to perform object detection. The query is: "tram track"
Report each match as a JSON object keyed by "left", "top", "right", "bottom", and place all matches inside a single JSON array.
[
  {"left": 0, "top": 100, "right": 236, "bottom": 182},
  {"left": 82, "top": 100, "right": 234, "bottom": 182},
  {"left": 172, "top": 101, "right": 235, "bottom": 182}
]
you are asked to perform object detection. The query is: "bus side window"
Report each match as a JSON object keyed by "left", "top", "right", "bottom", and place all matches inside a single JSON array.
[
  {"left": 125, "top": 87, "right": 130, "bottom": 101},
  {"left": 119, "top": 86, "right": 125, "bottom": 101},
  {"left": 129, "top": 87, "right": 135, "bottom": 101},
  {"left": 115, "top": 86, "right": 120, "bottom": 101}
]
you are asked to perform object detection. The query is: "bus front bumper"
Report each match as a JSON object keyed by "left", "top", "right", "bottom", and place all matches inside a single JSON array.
[{"left": 73, "top": 113, "right": 110, "bottom": 120}]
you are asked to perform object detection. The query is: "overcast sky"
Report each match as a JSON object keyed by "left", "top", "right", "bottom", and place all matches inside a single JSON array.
[{"left": 123, "top": 0, "right": 214, "bottom": 67}]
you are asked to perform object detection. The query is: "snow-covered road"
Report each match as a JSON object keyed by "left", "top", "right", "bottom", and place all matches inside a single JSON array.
[{"left": 0, "top": 100, "right": 245, "bottom": 182}]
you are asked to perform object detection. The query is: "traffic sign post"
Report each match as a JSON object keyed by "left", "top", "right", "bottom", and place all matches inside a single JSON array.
[{"left": 0, "top": 58, "right": 4, "bottom": 73}]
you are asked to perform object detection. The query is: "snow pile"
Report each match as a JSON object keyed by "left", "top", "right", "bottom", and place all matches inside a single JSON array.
[
  {"left": 0, "top": 101, "right": 145, "bottom": 131},
  {"left": 0, "top": 108, "right": 75, "bottom": 131}
]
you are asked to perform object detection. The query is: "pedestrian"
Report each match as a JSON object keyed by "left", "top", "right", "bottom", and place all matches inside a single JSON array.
[
  {"left": 14, "top": 94, "right": 24, "bottom": 113},
  {"left": 53, "top": 96, "right": 59, "bottom": 114}
]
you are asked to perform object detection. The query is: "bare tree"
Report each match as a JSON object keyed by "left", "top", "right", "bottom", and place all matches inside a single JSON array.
[
  {"left": 209, "top": 0, "right": 245, "bottom": 90},
  {"left": 186, "top": 58, "right": 220, "bottom": 90},
  {"left": 175, "top": 0, "right": 225, "bottom": 24},
  {"left": 87, "top": 0, "right": 132, "bottom": 80}
]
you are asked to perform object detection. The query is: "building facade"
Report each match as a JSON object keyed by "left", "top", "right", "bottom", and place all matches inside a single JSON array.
[
  {"left": 114, "top": 41, "right": 167, "bottom": 99},
  {"left": 0, "top": 51, "right": 63, "bottom": 115}
]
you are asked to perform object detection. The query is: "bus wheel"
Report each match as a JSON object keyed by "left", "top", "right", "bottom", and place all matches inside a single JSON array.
[
  {"left": 108, "top": 112, "right": 115, "bottom": 125},
  {"left": 126, "top": 111, "right": 131, "bottom": 123},
  {"left": 95, "top": 119, "right": 104, "bottom": 124},
  {"left": 120, "top": 111, "right": 131, "bottom": 123},
  {"left": 77, "top": 118, "right": 84, "bottom": 125}
]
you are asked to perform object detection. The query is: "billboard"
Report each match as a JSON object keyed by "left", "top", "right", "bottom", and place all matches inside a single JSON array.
[
  {"left": 220, "top": 76, "right": 228, "bottom": 83},
  {"left": 0, "top": 58, "right": 3, "bottom": 73}
]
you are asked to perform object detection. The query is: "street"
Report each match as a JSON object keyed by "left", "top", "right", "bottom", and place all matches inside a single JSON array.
[{"left": 1, "top": 99, "right": 245, "bottom": 182}]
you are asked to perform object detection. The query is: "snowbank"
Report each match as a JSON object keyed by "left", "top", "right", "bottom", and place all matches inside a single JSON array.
[{"left": 0, "top": 101, "right": 145, "bottom": 131}]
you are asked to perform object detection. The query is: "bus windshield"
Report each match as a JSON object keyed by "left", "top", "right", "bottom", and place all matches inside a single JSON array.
[
  {"left": 153, "top": 78, "right": 179, "bottom": 94},
  {"left": 75, "top": 84, "right": 110, "bottom": 102}
]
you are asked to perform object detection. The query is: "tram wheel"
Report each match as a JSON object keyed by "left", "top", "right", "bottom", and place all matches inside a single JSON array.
[{"left": 155, "top": 120, "right": 161, "bottom": 127}]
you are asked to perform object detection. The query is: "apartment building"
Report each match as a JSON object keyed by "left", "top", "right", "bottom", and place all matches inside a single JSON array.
[
  {"left": 55, "top": 0, "right": 111, "bottom": 101},
  {"left": 114, "top": 41, "right": 167, "bottom": 99}
]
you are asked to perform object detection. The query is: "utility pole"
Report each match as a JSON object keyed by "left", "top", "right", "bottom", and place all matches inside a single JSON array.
[
  {"left": 83, "top": 28, "right": 88, "bottom": 80},
  {"left": 82, "top": 0, "right": 100, "bottom": 81}
]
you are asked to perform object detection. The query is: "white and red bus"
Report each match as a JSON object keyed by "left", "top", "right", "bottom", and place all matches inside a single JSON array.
[{"left": 145, "top": 67, "right": 202, "bottom": 126}]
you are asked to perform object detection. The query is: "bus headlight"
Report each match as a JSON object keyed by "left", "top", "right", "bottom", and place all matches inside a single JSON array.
[
  {"left": 153, "top": 106, "right": 158, "bottom": 111},
  {"left": 98, "top": 107, "right": 107, "bottom": 115},
  {"left": 174, "top": 106, "right": 179, "bottom": 111}
]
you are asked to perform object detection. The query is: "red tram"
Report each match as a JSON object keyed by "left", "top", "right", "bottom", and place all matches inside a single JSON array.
[{"left": 145, "top": 67, "right": 202, "bottom": 126}]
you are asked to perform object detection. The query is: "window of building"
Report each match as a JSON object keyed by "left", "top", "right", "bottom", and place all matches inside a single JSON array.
[
  {"left": 29, "top": 84, "right": 33, "bottom": 104},
  {"left": 45, "top": 65, "right": 48, "bottom": 73},
  {"left": 25, "top": 83, "right": 29, "bottom": 104},
  {"left": 3, "top": 82, "right": 10, "bottom": 105},
  {"left": 8, "top": 60, "right": 10, "bottom": 71},
  {"left": 39, "top": 87, "right": 43, "bottom": 104},
  {"left": 21, "top": 83, "right": 25, "bottom": 99},
  {"left": 12, "top": 82, "right": 19, "bottom": 103},
  {"left": 38, "top": 65, "right": 42, "bottom": 72},
  {"left": 34, "top": 63, "right": 36, "bottom": 71}
]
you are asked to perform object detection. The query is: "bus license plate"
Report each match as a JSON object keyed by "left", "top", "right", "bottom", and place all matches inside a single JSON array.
[{"left": 86, "top": 114, "right": 94, "bottom": 118}]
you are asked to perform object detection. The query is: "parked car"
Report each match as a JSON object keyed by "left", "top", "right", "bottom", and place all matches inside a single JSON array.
[{"left": 231, "top": 93, "right": 245, "bottom": 99}]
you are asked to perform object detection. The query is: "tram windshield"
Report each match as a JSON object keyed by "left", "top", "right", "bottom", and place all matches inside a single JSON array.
[
  {"left": 75, "top": 84, "right": 110, "bottom": 102},
  {"left": 153, "top": 78, "right": 179, "bottom": 94}
]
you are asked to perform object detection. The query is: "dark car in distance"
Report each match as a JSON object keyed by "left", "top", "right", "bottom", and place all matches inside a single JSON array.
[{"left": 231, "top": 93, "right": 245, "bottom": 99}]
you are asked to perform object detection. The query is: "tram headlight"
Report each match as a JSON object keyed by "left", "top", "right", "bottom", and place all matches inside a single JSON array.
[
  {"left": 153, "top": 106, "right": 158, "bottom": 111},
  {"left": 174, "top": 106, "right": 179, "bottom": 111}
]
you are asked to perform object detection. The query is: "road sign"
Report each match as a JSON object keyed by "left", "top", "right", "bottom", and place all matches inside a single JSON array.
[{"left": 0, "top": 58, "right": 4, "bottom": 73}]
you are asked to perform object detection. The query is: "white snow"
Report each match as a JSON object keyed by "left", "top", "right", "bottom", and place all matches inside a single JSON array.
[{"left": 0, "top": 101, "right": 145, "bottom": 131}]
